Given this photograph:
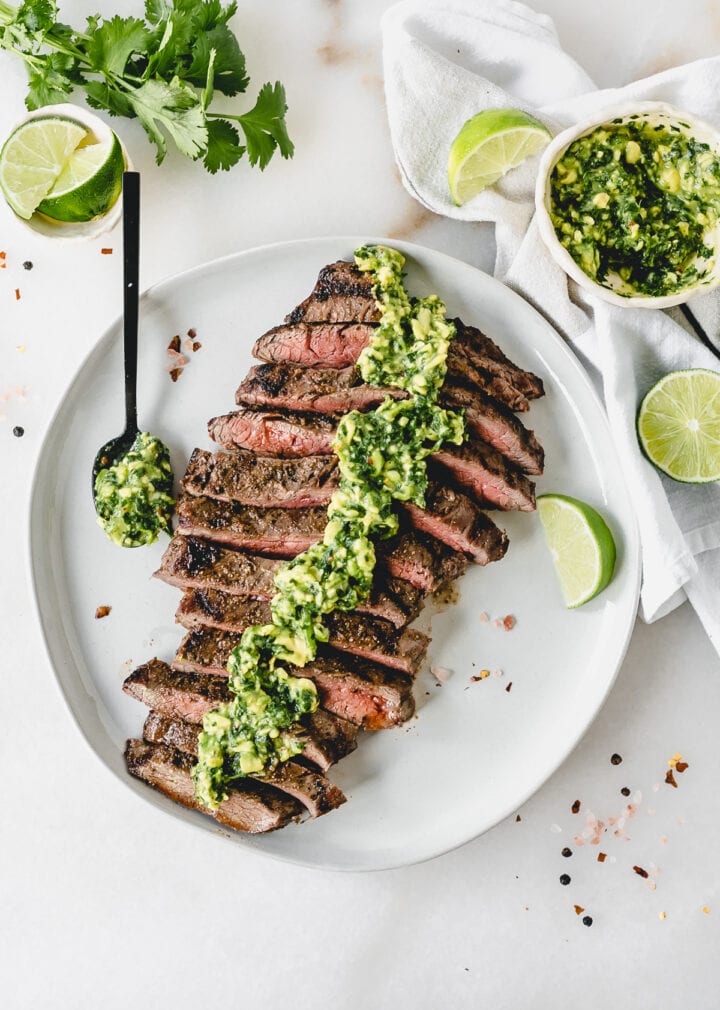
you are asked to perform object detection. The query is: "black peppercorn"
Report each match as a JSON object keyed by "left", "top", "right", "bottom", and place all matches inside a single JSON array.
[{"left": 559, "top": 874, "right": 571, "bottom": 886}]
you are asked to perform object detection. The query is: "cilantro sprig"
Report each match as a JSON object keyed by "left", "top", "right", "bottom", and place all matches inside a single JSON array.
[{"left": 0, "top": 0, "right": 294, "bottom": 173}]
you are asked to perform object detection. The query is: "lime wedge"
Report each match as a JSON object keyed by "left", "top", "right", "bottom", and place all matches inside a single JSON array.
[
  {"left": 38, "top": 131, "right": 125, "bottom": 223},
  {"left": 448, "top": 108, "right": 551, "bottom": 206},
  {"left": 637, "top": 368, "right": 720, "bottom": 483},
  {"left": 537, "top": 494, "right": 617, "bottom": 608},
  {"left": 0, "top": 117, "right": 88, "bottom": 220}
]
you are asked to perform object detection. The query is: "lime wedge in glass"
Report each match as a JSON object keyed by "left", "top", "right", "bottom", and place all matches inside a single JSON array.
[
  {"left": 637, "top": 368, "right": 720, "bottom": 483},
  {"left": 448, "top": 108, "right": 551, "bottom": 206},
  {"left": 537, "top": 494, "right": 617, "bottom": 608},
  {"left": 38, "top": 131, "right": 125, "bottom": 223},
  {"left": 0, "top": 116, "right": 88, "bottom": 220}
]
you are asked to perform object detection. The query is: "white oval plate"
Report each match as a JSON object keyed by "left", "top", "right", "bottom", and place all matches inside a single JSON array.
[{"left": 29, "top": 237, "right": 640, "bottom": 871}]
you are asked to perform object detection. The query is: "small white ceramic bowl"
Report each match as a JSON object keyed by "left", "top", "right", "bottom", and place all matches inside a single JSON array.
[
  {"left": 535, "top": 100, "right": 720, "bottom": 309},
  {"left": 3, "top": 103, "right": 130, "bottom": 242}
]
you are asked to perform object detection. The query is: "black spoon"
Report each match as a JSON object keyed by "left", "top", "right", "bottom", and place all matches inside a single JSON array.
[{"left": 92, "top": 171, "right": 141, "bottom": 497}]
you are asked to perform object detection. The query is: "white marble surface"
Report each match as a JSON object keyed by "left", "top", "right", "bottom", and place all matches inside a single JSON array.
[{"left": 1, "top": 1, "right": 719, "bottom": 1006}]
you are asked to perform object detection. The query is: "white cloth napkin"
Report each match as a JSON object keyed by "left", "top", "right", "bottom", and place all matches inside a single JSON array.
[{"left": 382, "top": 0, "right": 720, "bottom": 655}]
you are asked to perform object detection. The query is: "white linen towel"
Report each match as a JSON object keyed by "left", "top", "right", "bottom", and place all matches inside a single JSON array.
[{"left": 382, "top": 0, "right": 720, "bottom": 654}]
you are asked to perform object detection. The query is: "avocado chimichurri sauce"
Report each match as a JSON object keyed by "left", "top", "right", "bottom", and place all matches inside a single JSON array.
[
  {"left": 549, "top": 116, "right": 720, "bottom": 298},
  {"left": 192, "top": 245, "right": 465, "bottom": 810},
  {"left": 94, "top": 432, "right": 175, "bottom": 548}
]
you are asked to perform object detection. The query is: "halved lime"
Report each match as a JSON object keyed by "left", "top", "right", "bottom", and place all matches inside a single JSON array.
[
  {"left": 637, "top": 369, "right": 720, "bottom": 483},
  {"left": 38, "top": 131, "right": 124, "bottom": 223},
  {"left": 448, "top": 108, "right": 551, "bottom": 206},
  {"left": 537, "top": 494, "right": 617, "bottom": 608},
  {"left": 0, "top": 117, "right": 88, "bottom": 220}
]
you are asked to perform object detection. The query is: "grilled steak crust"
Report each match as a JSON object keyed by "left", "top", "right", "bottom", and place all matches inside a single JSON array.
[
  {"left": 234, "top": 364, "right": 543, "bottom": 465},
  {"left": 377, "top": 529, "right": 468, "bottom": 590},
  {"left": 142, "top": 711, "right": 346, "bottom": 817},
  {"left": 171, "top": 633, "right": 416, "bottom": 729},
  {"left": 155, "top": 535, "right": 424, "bottom": 629},
  {"left": 451, "top": 320, "right": 544, "bottom": 401},
  {"left": 439, "top": 382, "right": 544, "bottom": 474},
  {"left": 208, "top": 407, "right": 337, "bottom": 457},
  {"left": 254, "top": 321, "right": 374, "bottom": 369},
  {"left": 176, "top": 496, "right": 328, "bottom": 555},
  {"left": 174, "top": 589, "right": 429, "bottom": 676},
  {"left": 432, "top": 441, "right": 536, "bottom": 512},
  {"left": 286, "top": 261, "right": 378, "bottom": 324},
  {"left": 125, "top": 739, "right": 303, "bottom": 833},
  {"left": 402, "top": 483, "right": 509, "bottom": 563},
  {"left": 182, "top": 448, "right": 340, "bottom": 507}
]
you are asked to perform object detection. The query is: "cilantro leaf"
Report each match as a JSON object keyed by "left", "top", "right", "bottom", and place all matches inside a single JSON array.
[
  {"left": 84, "top": 79, "right": 135, "bottom": 119},
  {"left": 203, "top": 118, "right": 244, "bottom": 173},
  {"left": 144, "top": 0, "right": 171, "bottom": 25},
  {"left": 25, "top": 51, "right": 73, "bottom": 108},
  {"left": 185, "top": 24, "right": 247, "bottom": 95},
  {"left": 237, "top": 82, "right": 293, "bottom": 169},
  {"left": 128, "top": 75, "right": 208, "bottom": 162},
  {"left": 85, "top": 15, "right": 150, "bottom": 77},
  {"left": 15, "top": 0, "right": 56, "bottom": 34}
]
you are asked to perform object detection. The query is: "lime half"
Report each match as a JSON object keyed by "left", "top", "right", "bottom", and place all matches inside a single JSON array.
[
  {"left": 448, "top": 108, "right": 551, "bottom": 206},
  {"left": 38, "top": 131, "right": 124, "bottom": 223},
  {"left": 537, "top": 494, "right": 617, "bottom": 608},
  {"left": 0, "top": 117, "right": 88, "bottom": 220},
  {"left": 637, "top": 368, "right": 720, "bottom": 483}
]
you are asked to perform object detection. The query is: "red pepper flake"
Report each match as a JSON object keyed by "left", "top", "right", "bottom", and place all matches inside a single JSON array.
[
  {"left": 168, "top": 335, "right": 181, "bottom": 353},
  {"left": 597, "top": 852, "right": 607, "bottom": 863},
  {"left": 633, "top": 865, "right": 649, "bottom": 878},
  {"left": 101, "top": 248, "right": 113, "bottom": 255},
  {"left": 169, "top": 368, "right": 182, "bottom": 383},
  {"left": 665, "top": 769, "right": 678, "bottom": 788},
  {"left": 676, "top": 761, "right": 688, "bottom": 773},
  {"left": 573, "top": 905, "right": 585, "bottom": 915},
  {"left": 95, "top": 605, "right": 111, "bottom": 619},
  {"left": 505, "top": 681, "right": 513, "bottom": 692},
  {"left": 192, "top": 340, "right": 202, "bottom": 352},
  {"left": 15, "top": 288, "right": 21, "bottom": 300},
  {"left": 515, "top": 814, "right": 521, "bottom": 822},
  {"left": 571, "top": 799, "right": 581, "bottom": 814},
  {"left": 0, "top": 250, "right": 6, "bottom": 269}
]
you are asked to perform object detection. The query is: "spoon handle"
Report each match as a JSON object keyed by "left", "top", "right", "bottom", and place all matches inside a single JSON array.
[{"left": 123, "top": 171, "right": 140, "bottom": 437}]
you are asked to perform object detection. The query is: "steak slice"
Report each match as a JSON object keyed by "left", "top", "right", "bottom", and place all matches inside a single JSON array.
[
  {"left": 377, "top": 529, "right": 468, "bottom": 591},
  {"left": 254, "top": 321, "right": 373, "bottom": 369},
  {"left": 432, "top": 442, "right": 536, "bottom": 512},
  {"left": 286, "top": 261, "right": 378, "bottom": 324},
  {"left": 182, "top": 448, "right": 340, "bottom": 507},
  {"left": 174, "top": 589, "right": 429, "bottom": 676},
  {"left": 142, "top": 711, "right": 346, "bottom": 817},
  {"left": 155, "top": 535, "right": 424, "bottom": 629},
  {"left": 175, "top": 496, "right": 328, "bottom": 555},
  {"left": 439, "top": 382, "right": 544, "bottom": 474},
  {"left": 402, "top": 483, "right": 508, "bottom": 563},
  {"left": 171, "top": 633, "right": 416, "bottom": 728},
  {"left": 125, "top": 739, "right": 302, "bottom": 833},
  {"left": 209, "top": 407, "right": 337, "bottom": 457},
  {"left": 451, "top": 320, "right": 544, "bottom": 401},
  {"left": 235, "top": 363, "right": 393, "bottom": 414}
]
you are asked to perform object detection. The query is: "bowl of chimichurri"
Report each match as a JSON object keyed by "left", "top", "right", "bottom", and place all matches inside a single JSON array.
[{"left": 535, "top": 101, "right": 720, "bottom": 308}]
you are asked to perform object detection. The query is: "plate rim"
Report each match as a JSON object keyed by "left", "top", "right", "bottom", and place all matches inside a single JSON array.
[{"left": 27, "top": 235, "right": 642, "bottom": 871}]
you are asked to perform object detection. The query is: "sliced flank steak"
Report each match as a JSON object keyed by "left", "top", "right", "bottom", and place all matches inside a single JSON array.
[
  {"left": 175, "top": 496, "right": 328, "bottom": 556},
  {"left": 208, "top": 407, "right": 337, "bottom": 457},
  {"left": 450, "top": 320, "right": 544, "bottom": 401},
  {"left": 234, "top": 363, "right": 543, "bottom": 466},
  {"left": 377, "top": 529, "right": 469, "bottom": 591},
  {"left": 155, "top": 535, "right": 425, "bottom": 629},
  {"left": 125, "top": 739, "right": 303, "bottom": 833},
  {"left": 179, "top": 451, "right": 508, "bottom": 562},
  {"left": 171, "top": 633, "right": 416, "bottom": 729},
  {"left": 286, "top": 260, "right": 378, "bottom": 324},
  {"left": 142, "top": 711, "right": 346, "bottom": 818},
  {"left": 182, "top": 448, "right": 340, "bottom": 507},
  {"left": 174, "top": 589, "right": 429, "bottom": 676},
  {"left": 431, "top": 441, "right": 536, "bottom": 512},
  {"left": 124, "top": 659, "right": 359, "bottom": 769}
]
